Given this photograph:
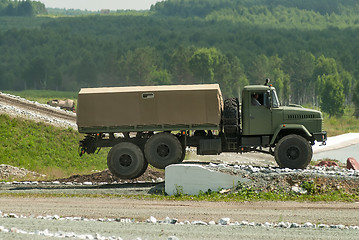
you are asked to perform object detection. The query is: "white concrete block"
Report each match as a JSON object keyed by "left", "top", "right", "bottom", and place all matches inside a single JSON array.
[{"left": 165, "top": 164, "right": 250, "bottom": 195}]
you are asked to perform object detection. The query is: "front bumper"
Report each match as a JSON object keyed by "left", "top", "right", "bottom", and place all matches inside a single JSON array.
[{"left": 312, "top": 131, "right": 327, "bottom": 144}]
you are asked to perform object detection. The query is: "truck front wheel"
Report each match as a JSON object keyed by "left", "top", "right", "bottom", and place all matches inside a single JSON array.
[
  {"left": 144, "top": 132, "right": 183, "bottom": 169},
  {"left": 274, "top": 134, "right": 312, "bottom": 169},
  {"left": 107, "top": 142, "right": 148, "bottom": 179}
]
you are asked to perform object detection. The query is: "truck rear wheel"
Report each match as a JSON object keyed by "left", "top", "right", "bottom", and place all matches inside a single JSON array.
[
  {"left": 274, "top": 134, "right": 312, "bottom": 169},
  {"left": 144, "top": 132, "right": 183, "bottom": 169},
  {"left": 107, "top": 142, "right": 148, "bottom": 179}
]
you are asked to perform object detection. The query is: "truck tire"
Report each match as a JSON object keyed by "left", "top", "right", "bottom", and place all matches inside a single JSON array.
[
  {"left": 144, "top": 132, "right": 183, "bottom": 169},
  {"left": 107, "top": 142, "right": 148, "bottom": 179},
  {"left": 274, "top": 134, "right": 312, "bottom": 169},
  {"left": 223, "top": 98, "right": 239, "bottom": 125},
  {"left": 135, "top": 157, "right": 149, "bottom": 179},
  {"left": 222, "top": 98, "right": 240, "bottom": 136}
]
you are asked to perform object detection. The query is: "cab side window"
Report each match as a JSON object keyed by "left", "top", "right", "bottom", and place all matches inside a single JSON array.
[
  {"left": 251, "top": 92, "right": 264, "bottom": 106},
  {"left": 251, "top": 92, "right": 270, "bottom": 107}
]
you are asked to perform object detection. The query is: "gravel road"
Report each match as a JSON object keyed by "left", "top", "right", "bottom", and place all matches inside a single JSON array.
[
  {"left": 0, "top": 92, "right": 77, "bottom": 129},
  {"left": 1, "top": 217, "right": 358, "bottom": 240},
  {"left": 1, "top": 197, "right": 359, "bottom": 225},
  {"left": 1, "top": 197, "right": 359, "bottom": 240}
]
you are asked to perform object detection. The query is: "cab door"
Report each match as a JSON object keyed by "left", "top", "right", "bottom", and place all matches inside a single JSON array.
[{"left": 247, "top": 91, "right": 272, "bottom": 135}]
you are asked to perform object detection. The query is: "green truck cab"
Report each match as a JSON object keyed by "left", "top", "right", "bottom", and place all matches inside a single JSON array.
[
  {"left": 78, "top": 82, "right": 327, "bottom": 179},
  {"left": 242, "top": 85, "right": 324, "bottom": 141},
  {"left": 238, "top": 84, "right": 326, "bottom": 169}
]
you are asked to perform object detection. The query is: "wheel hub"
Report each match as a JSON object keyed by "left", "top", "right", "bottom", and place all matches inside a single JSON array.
[
  {"left": 157, "top": 144, "right": 170, "bottom": 157},
  {"left": 286, "top": 146, "right": 299, "bottom": 160},
  {"left": 118, "top": 154, "right": 132, "bottom": 167}
]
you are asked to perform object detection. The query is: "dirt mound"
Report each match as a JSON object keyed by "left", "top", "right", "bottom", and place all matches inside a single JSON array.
[{"left": 56, "top": 168, "right": 165, "bottom": 183}]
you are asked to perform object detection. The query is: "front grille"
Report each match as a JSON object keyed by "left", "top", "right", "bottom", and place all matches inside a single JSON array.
[{"left": 286, "top": 114, "right": 315, "bottom": 119}]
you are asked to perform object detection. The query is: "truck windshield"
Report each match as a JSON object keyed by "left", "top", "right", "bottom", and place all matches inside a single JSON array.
[{"left": 272, "top": 90, "right": 280, "bottom": 107}]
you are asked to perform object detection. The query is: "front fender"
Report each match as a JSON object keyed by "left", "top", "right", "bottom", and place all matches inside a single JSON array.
[{"left": 270, "top": 124, "right": 312, "bottom": 145}]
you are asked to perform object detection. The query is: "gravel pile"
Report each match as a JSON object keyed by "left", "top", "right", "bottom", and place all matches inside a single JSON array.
[
  {"left": 207, "top": 163, "right": 359, "bottom": 193},
  {"left": 0, "top": 92, "right": 74, "bottom": 114},
  {"left": 1, "top": 211, "right": 358, "bottom": 240},
  {"left": 0, "top": 92, "right": 77, "bottom": 129},
  {"left": 0, "top": 164, "right": 45, "bottom": 180},
  {"left": 0, "top": 104, "right": 77, "bottom": 129}
]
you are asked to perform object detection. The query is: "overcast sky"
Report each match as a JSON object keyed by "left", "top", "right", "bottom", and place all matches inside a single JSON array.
[{"left": 38, "top": 0, "right": 164, "bottom": 11}]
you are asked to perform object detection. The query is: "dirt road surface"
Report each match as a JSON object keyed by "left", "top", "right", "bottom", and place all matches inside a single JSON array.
[
  {"left": 1, "top": 197, "right": 359, "bottom": 240},
  {"left": 0, "top": 93, "right": 76, "bottom": 122},
  {"left": 1, "top": 197, "right": 359, "bottom": 224}
]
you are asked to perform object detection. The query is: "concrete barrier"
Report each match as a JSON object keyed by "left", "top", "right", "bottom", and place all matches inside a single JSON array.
[{"left": 165, "top": 164, "right": 250, "bottom": 196}]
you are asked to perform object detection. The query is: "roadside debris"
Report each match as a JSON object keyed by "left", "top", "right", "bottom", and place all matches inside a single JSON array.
[
  {"left": 347, "top": 157, "right": 359, "bottom": 170},
  {"left": 315, "top": 160, "right": 339, "bottom": 167},
  {"left": 47, "top": 99, "right": 75, "bottom": 112}
]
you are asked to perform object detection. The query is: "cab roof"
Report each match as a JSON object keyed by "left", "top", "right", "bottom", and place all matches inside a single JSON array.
[{"left": 243, "top": 85, "right": 274, "bottom": 91}]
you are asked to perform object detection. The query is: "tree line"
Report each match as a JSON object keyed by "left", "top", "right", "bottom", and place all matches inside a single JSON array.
[
  {"left": 151, "top": 0, "right": 359, "bottom": 22},
  {"left": 0, "top": 0, "right": 359, "bottom": 116},
  {"left": 0, "top": 0, "right": 46, "bottom": 16}
]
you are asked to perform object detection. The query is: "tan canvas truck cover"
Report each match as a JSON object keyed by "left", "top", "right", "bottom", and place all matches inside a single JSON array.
[{"left": 77, "top": 84, "right": 223, "bottom": 133}]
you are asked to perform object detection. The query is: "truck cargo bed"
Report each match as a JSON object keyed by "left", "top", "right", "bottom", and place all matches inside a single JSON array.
[{"left": 77, "top": 84, "right": 223, "bottom": 133}]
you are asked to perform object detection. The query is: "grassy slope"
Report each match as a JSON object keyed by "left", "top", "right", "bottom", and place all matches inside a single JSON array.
[{"left": 0, "top": 114, "right": 108, "bottom": 179}]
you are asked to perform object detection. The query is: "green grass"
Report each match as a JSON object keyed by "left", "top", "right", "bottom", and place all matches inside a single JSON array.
[
  {"left": 156, "top": 190, "right": 359, "bottom": 202},
  {"left": 0, "top": 114, "right": 108, "bottom": 179},
  {"left": 323, "top": 106, "right": 359, "bottom": 136}
]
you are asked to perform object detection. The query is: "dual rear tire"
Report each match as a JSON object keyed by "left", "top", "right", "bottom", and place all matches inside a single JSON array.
[
  {"left": 107, "top": 142, "right": 148, "bottom": 179},
  {"left": 107, "top": 132, "right": 184, "bottom": 179},
  {"left": 144, "top": 132, "right": 183, "bottom": 169}
]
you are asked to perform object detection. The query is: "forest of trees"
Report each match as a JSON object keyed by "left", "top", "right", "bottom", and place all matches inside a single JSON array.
[
  {"left": 0, "top": 0, "right": 46, "bottom": 16},
  {"left": 0, "top": 0, "right": 359, "bottom": 116}
]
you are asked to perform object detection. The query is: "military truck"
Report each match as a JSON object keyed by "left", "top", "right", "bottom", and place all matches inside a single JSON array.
[{"left": 77, "top": 81, "right": 327, "bottom": 179}]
